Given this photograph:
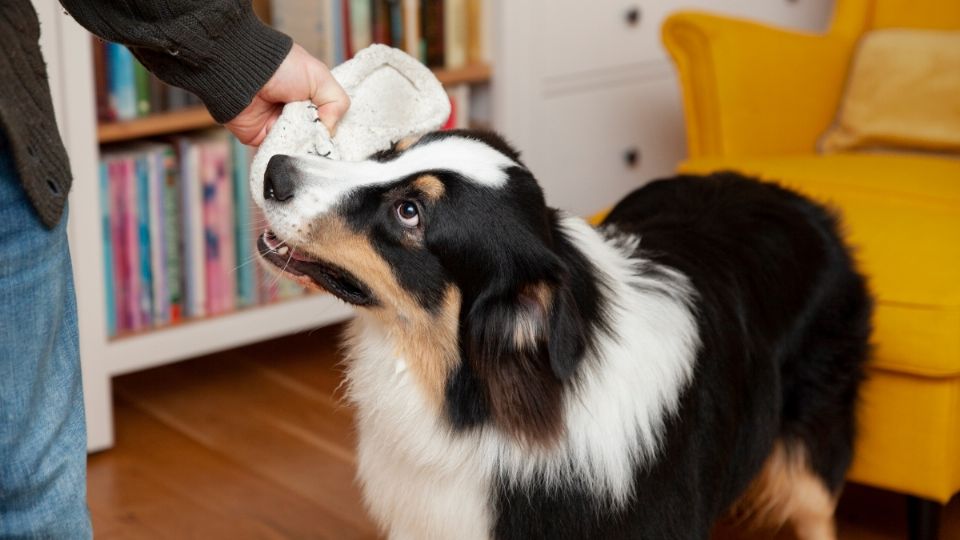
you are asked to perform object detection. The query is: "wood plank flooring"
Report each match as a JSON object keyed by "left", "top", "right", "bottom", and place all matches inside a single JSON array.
[{"left": 88, "top": 324, "right": 959, "bottom": 539}]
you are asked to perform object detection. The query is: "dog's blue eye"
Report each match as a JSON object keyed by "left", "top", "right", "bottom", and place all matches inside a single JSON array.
[{"left": 396, "top": 200, "right": 420, "bottom": 228}]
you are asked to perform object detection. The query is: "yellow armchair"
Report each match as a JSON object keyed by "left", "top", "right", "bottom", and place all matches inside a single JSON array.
[{"left": 663, "top": 1, "right": 960, "bottom": 538}]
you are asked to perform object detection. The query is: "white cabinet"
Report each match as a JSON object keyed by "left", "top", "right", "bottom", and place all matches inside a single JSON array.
[
  {"left": 493, "top": 0, "right": 834, "bottom": 216},
  {"left": 531, "top": 75, "right": 685, "bottom": 215}
]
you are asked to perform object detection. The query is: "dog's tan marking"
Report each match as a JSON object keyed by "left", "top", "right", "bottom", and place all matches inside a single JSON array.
[
  {"left": 300, "top": 215, "right": 459, "bottom": 407},
  {"left": 733, "top": 441, "right": 838, "bottom": 540},
  {"left": 394, "top": 134, "right": 423, "bottom": 152},
  {"left": 412, "top": 174, "right": 445, "bottom": 202},
  {"left": 513, "top": 282, "right": 553, "bottom": 351},
  {"left": 378, "top": 285, "right": 461, "bottom": 406}
]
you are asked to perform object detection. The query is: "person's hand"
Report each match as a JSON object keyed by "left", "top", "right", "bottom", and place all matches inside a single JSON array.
[{"left": 226, "top": 44, "right": 350, "bottom": 146}]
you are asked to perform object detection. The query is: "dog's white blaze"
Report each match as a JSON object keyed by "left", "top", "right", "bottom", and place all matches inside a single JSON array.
[
  {"left": 258, "top": 136, "right": 517, "bottom": 242},
  {"left": 345, "top": 215, "right": 700, "bottom": 536}
]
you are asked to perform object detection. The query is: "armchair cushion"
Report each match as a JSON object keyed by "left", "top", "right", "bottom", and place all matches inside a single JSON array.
[
  {"left": 680, "top": 153, "right": 960, "bottom": 378},
  {"left": 820, "top": 29, "right": 960, "bottom": 153}
]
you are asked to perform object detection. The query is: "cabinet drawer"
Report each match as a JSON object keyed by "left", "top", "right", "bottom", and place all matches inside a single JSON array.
[
  {"left": 525, "top": 76, "right": 686, "bottom": 217},
  {"left": 532, "top": 0, "right": 676, "bottom": 81}
]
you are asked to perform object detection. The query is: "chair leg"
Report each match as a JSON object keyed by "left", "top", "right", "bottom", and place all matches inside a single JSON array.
[{"left": 906, "top": 495, "right": 941, "bottom": 540}]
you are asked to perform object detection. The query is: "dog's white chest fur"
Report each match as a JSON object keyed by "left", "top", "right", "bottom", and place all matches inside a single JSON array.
[{"left": 345, "top": 315, "right": 496, "bottom": 540}]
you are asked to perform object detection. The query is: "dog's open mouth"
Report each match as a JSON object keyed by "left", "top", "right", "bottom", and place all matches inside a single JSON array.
[{"left": 257, "top": 230, "right": 376, "bottom": 306}]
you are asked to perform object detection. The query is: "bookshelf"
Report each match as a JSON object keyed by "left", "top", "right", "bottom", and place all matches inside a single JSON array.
[
  {"left": 96, "top": 63, "right": 491, "bottom": 144},
  {"left": 33, "top": 0, "right": 494, "bottom": 451}
]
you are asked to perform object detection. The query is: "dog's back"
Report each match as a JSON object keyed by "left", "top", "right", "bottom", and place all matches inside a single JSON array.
[{"left": 593, "top": 172, "right": 872, "bottom": 538}]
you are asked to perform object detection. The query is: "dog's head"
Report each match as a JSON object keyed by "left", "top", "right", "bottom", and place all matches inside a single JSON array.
[{"left": 256, "top": 130, "right": 607, "bottom": 442}]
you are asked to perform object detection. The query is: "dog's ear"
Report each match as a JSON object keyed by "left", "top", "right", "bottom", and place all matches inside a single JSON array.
[
  {"left": 545, "top": 283, "right": 588, "bottom": 380},
  {"left": 468, "top": 279, "right": 587, "bottom": 381},
  {"left": 461, "top": 278, "right": 586, "bottom": 441}
]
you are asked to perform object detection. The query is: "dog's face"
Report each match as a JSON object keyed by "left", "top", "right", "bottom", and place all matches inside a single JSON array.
[{"left": 256, "top": 130, "right": 604, "bottom": 443}]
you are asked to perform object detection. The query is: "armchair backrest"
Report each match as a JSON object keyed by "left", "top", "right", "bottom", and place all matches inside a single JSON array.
[{"left": 833, "top": 0, "right": 960, "bottom": 38}]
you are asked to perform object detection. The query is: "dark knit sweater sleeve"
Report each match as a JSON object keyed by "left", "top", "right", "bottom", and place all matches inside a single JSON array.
[{"left": 59, "top": 0, "right": 292, "bottom": 123}]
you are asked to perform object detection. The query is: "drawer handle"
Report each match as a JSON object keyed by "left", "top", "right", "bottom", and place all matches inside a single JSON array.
[
  {"left": 624, "top": 148, "right": 641, "bottom": 169},
  {"left": 625, "top": 6, "right": 642, "bottom": 27}
]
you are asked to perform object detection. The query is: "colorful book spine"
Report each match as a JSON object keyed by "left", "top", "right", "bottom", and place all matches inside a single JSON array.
[
  {"left": 231, "top": 137, "right": 257, "bottom": 308},
  {"left": 133, "top": 60, "right": 151, "bottom": 117},
  {"left": 215, "top": 141, "right": 237, "bottom": 314},
  {"left": 444, "top": 0, "right": 467, "bottom": 69},
  {"left": 389, "top": 0, "right": 404, "bottom": 47},
  {"left": 200, "top": 142, "right": 221, "bottom": 315},
  {"left": 466, "top": 0, "right": 485, "bottom": 64},
  {"left": 403, "top": 0, "right": 421, "bottom": 58},
  {"left": 422, "top": 0, "right": 445, "bottom": 67},
  {"left": 108, "top": 159, "right": 129, "bottom": 332},
  {"left": 332, "top": 0, "right": 346, "bottom": 65},
  {"left": 93, "top": 38, "right": 114, "bottom": 122},
  {"left": 373, "top": 0, "right": 391, "bottom": 45},
  {"left": 179, "top": 138, "right": 206, "bottom": 318},
  {"left": 350, "top": 0, "right": 373, "bottom": 55},
  {"left": 148, "top": 148, "right": 168, "bottom": 326},
  {"left": 121, "top": 157, "right": 143, "bottom": 330},
  {"left": 342, "top": 0, "right": 354, "bottom": 59},
  {"left": 160, "top": 147, "right": 184, "bottom": 323},
  {"left": 135, "top": 155, "right": 154, "bottom": 327},
  {"left": 99, "top": 160, "right": 117, "bottom": 336},
  {"left": 106, "top": 43, "right": 138, "bottom": 120}
]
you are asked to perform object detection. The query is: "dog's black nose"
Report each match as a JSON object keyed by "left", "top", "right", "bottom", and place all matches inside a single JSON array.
[{"left": 263, "top": 154, "right": 300, "bottom": 202}]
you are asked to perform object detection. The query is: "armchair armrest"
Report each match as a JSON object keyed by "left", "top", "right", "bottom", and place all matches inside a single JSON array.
[{"left": 662, "top": 12, "right": 856, "bottom": 158}]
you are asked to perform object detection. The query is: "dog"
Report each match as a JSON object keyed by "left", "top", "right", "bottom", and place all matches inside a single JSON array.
[{"left": 254, "top": 130, "right": 872, "bottom": 539}]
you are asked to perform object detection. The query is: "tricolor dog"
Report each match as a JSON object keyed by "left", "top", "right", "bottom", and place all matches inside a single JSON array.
[{"left": 254, "top": 130, "right": 871, "bottom": 540}]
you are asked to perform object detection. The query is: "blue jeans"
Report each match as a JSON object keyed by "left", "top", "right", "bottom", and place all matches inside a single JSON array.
[{"left": 0, "top": 136, "right": 92, "bottom": 538}]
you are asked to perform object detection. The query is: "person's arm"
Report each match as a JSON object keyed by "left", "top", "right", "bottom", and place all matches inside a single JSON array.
[{"left": 60, "top": 0, "right": 348, "bottom": 144}]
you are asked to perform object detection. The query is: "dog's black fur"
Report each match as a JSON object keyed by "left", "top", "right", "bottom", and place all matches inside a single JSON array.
[{"left": 486, "top": 172, "right": 872, "bottom": 538}]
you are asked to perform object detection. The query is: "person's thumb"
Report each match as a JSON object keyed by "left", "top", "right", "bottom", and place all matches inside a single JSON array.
[{"left": 311, "top": 73, "right": 350, "bottom": 136}]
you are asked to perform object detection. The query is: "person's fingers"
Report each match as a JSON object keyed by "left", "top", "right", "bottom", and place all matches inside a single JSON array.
[
  {"left": 226, "top": 99, "right": 281, "bottom": 146},
  {"left": 310, "top": 68, "right": 350, "bottom": 136}
]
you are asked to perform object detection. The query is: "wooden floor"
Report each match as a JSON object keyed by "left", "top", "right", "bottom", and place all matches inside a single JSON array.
[{"left": 88, "top": 324, "right": 959, "bottom": 539}]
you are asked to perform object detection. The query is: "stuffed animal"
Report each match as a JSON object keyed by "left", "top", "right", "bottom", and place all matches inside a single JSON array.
[{"left": 249, "top": 44, "right": 451, "bottom": 208}]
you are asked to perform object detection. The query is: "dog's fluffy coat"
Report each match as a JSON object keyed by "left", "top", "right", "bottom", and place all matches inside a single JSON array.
[{"left": 255, "top": 130, "right": 872, "bottom": 539}]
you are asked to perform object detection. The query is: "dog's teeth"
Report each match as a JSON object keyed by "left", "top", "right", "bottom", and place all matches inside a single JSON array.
[
  {"left": 277, "top": 246, "right": 289, "bottom": 256},
  {"left": 395, "top": 358, "right": 407, "bottom": 374}
]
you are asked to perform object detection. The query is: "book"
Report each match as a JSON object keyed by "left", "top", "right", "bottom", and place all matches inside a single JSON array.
[
  {"left": 443, "top": 0, "right": 467, "bottom": 69},
  {"left": 178, "top": 137, "right": 206, "bottom": 318},
  {"left": 402, "top": 0, "right": 421, "bottom": 58},
  {"left": 272, "top": 0, "right": 335, "bottom": 66},
  {"left": 159, "top": 146, "right": 184, "bottom": 323},
  {"left": 92, "top": 39, "right": 113, "bottom": 122},
  {"left": 146, "top": 146, "right": 168, "bottom": 326},
  {"left": 133, "top": 60, "right": 151, "bottom": 117},
  {"left": 342, "top": 0, "right": 354, "bottom": 59},
  {"left": 389, "top": 0, "right": 405, "bottom": 50},
  {"left": 422, "top": 0, "right": 445, "bottom": 67},
  {"left": 350, "top": 0, "right": 373, "bottom": 55},
  {"left": 119, "top": 156, "right": 143, "bottom": 330},
  {"left": 106, "top": 43, "right": 137, "bottom": 120},
  {"left": 134, "top": 154, "right": 154, "bottom": 327},
  {"left": 200, "top": 140, "right": 222, "bottom": 315},
  {"left": 215, "top": 140, "right": 237, "bottom": 314},
  {"left": 99, "top": 160, "right": 117, "bottom": 336},
  {"left": 466, "top": 0, "right": 485, "bottom": 64},
  {"left": 372, "top": 0, "right": 391, "bottom": 45},
  {"left": 106, "top": 158, "right": 129, "bottom": 332},
  {"left": 332, "top": 0, "right": 346, "bottom": 65},
  {"left": 231, "top": 137, "right": 257, "bottom": 308}
]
